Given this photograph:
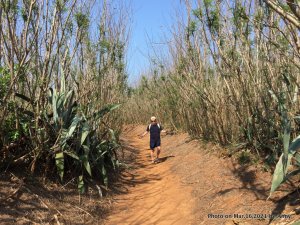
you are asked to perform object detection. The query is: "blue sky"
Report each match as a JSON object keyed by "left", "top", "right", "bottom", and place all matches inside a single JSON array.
[{"left": 127, "top": 0, "right": 184, "bottom": 84}]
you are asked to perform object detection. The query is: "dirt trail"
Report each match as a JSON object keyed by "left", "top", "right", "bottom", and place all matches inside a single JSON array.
[
  {"left": 105, "top": 126, "right": 300, "bottom": 225},
  {"left": 104, "top": 127, "right": 195, "bottom": 225}
]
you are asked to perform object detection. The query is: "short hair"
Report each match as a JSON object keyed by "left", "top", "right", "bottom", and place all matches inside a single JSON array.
[{"left": 150, "top": 116, "right": 156, "bottom": 122}]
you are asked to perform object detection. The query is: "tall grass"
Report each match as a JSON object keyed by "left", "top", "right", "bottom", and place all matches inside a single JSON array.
[
  {"left": 0, "top": 0, "right": 130, "bottom": 192},
  {"left": 123, "top": 0, "right": 300, "bottom": 163}
]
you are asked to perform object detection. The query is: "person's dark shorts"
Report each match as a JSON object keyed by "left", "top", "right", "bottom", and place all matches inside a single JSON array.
[{"left": 150, "top": 138, "right": 161, "bottom": 150}]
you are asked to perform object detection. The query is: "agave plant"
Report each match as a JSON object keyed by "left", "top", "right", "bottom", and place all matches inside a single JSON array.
[
  {"left": 270, "top": 135, "right": 300, "bottom": 195},
  {"left": 15, "top": 71, "right": 121, "bottom": 193},
  {"left": 269, "top": 84, "right": 300, "bottom": 196},
  {"left": 48, "top": 75, "right": 120, "bottom": 192}
]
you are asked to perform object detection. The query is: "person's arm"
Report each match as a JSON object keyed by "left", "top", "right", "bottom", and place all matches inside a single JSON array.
[
  {"left": 139, "top": 125, "right": 150, "bottom": 138},
  {"left": 161, "top": 129, "right": 167, "bottom": 135},
  {"left": 139, "top": 131, "right": 148, "bottom": 138},
  {"left": 159, "top": 124, "right": 167, "bottom": 134}
]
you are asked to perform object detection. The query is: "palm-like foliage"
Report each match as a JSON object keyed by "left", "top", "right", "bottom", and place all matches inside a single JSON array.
[{"left": 14, "top": 73, "right": 120, "bottom": 192}]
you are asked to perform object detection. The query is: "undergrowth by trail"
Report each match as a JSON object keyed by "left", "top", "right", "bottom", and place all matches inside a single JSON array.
[
  {"left": 122, "top": 0, "right": 300, "bottom": 198},
  {"left": 0, "top": 0, "right": 300, "bottom": 222}
]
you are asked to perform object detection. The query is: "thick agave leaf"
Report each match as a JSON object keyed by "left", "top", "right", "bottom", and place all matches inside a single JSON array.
[
  {"left": 62, "top": 91, "right": 76, "bottom": 128},
  {"left": 270, "top": 153, "right": 293, "bottom": 194},
  {"left": 295, "top": 153, "right": 300, "bottom": 166},
  {"left": 282, "top": 121, "right": 291, "bottom": 172},
  {"left": 64, "top": 150, "right": 79, "bottom": 160},
  {"left": 289, "top": 135, "right": 300, "bottom": 155},
  {"left": 99, "top": 140, "right": 107, "bottom": 146},
  {"left": 102, "top": 164, "right": 108, "bottom": 186},
  {"left": 81, "top": 122, "right": 90, "bottom": 145},
  {"left": 89, "top": 104, "right": 121, "bottom": 121},
  {"left": 111, "top": 158, "right": 118, "bottom": 170},
  {"left": 283, "top": 169, "right": 300, "bottom": 183},
  {"left": 270, "top": 135, "right": 300, "bottom": 195},
  {"left": 83, "top": 157, "right": 92, "bottom": 177},
  {"left": 101, "top": 150, "right": 108, "bottom": 157},
  {"left": 82, "top": 145, "right": 92, "bottom": 176},
  {"left": 48, "top": 88, "right": 53, "bottom": 102},
  {"left": 66, "top": 115, "right": 81, "bottom": 139},
  {"left": 56, "top": 93, "right": 65, "bottom": 115},
  {"left": 109, "top": 128, "right": 119, "bottom": 147},
  {"left": 63, "top": 90, "right": 74, "bottom": 107},
  {"left": 55, "top": 152, "right": 64, "bottom": 181},
  {"left": 78, "top": 175, "right": 85, "bottom": 194},
  {"left": 52, "top": 88, "right": 58, "bottom": 124}
]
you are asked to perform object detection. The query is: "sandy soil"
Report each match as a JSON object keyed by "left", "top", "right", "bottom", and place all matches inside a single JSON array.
[
  {"left": 104, "top": 126, "right": 300, "bottom": 225},
  {"left": 104, "top": 127, "right": 195, "bottom": 225},
  {"left": 1, "top": 125, "right": 300, "bottom": 225}
]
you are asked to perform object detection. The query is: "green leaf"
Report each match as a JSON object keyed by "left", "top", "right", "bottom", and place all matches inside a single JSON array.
[
  {"left": 109, "top": 128, "right": 119, "bottom": 148},
  {"left": 101, "top": 150, "right": 108, "bottom": 157},
  {"left": 270, "top": 153, "right": 293, "bottom": 194},
  {"left": 89, "top": 104, "right": 121, "bottom": 121},
  {"left": 48, "top": 88, "right": 53, "bottom": 103},
  {"left": 63, "top": 95, "right": 76, "bottom": 128},
  {"left": 62, "top": 90, "right": 75, "bottom": 125},
  {"left": 291, "top": 220, "right": 300, "bottom": 225},
  {"left": 82, "top": 144, "right": 90, "bottom": 155},
  {"left": 84, "top": 159, "right": 92, "bottom": 176},
  {"left": 294, "top": 152, "right": 300, "bottom": 166},
  {"left": 102, "top": 164, "right": 108, "bottom": 186},
  {"left": 270, "top": 128, "right": 300, "bottom": 196},
  {"left": 82, "top": 145, "right": 92, "bottom": 176},
  {"left": 66, "top": 115, "right": 81, "bottom": 138},
  {"left": 97, "top": 140, "right": 107, "bottom": 148},
  {"left": 111, "top": 159, "right": 115, "bottom": 170},
  {"left": 56, "top": 93, "right": 65, "bottom": 114},
  {"left": 284, "top": 169, "right": 300, "bottom": 183},
  {"left": 55, "top": 152, "right": 64, "bottom": 181},
  {"left": 64, "top": 150, "right": 79, "bottom": 160},
  {"left": 283, "top": 125, "right": 291, "bottom": 155},
  {"left": 52, "top": 88, "right": 58, "bottom": 124},
  {"left": 63, "top": 90, "right": 73, "bottom": 107},
  {"left": 282, "top": 121, "right": 291, "bottom": 172},
  {"left": 78, "top": 175, "right": 85, "bottom": 194},
  {"left": 288, "top": 135, "right": 300, "bottom": 155},
  {"left": 81, "top": 122, "right": 90, "bottom": 145}
]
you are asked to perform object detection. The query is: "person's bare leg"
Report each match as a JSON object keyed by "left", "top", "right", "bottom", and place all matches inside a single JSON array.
[
  {"left": 156, "top": 146, "right": 161, "bottom": 159},
  {"left": 150, "top": 149, "right": 155, "bottom": 163}
]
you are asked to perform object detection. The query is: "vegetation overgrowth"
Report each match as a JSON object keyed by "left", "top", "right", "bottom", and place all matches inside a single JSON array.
[
  {"left": 123, "top": 0, "right": 300, "bottom": 194},
  {"left": 1, "top": 0, "right": 300, "bottom": 201},
  {"left": 0, "top": 0, "right": 129, "bottom": 192}
]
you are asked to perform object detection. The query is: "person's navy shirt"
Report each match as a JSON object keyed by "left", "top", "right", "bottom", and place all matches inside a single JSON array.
[
  {"left": 146, "top": 123, "right": 163, "bottom": 140},
  {"left": 147, "top": 123, "right": 163, "bottom": 149}
]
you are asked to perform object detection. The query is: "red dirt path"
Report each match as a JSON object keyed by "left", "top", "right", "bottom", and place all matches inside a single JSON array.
[
  {"left": 1, "top": 126, "right": 300, "bottom": 224},
  {"left": 104, "top": 126, "right": 300, "bottom": 225}
]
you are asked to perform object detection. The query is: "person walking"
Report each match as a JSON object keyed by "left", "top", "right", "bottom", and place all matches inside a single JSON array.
[{"left": 140, "top": 116, "right": 166, "bottom": 163}]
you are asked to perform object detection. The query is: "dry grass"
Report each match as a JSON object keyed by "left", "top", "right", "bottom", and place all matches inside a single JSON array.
[{"left": 123, "top": 0, "right": 300, "bottom": 162}]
